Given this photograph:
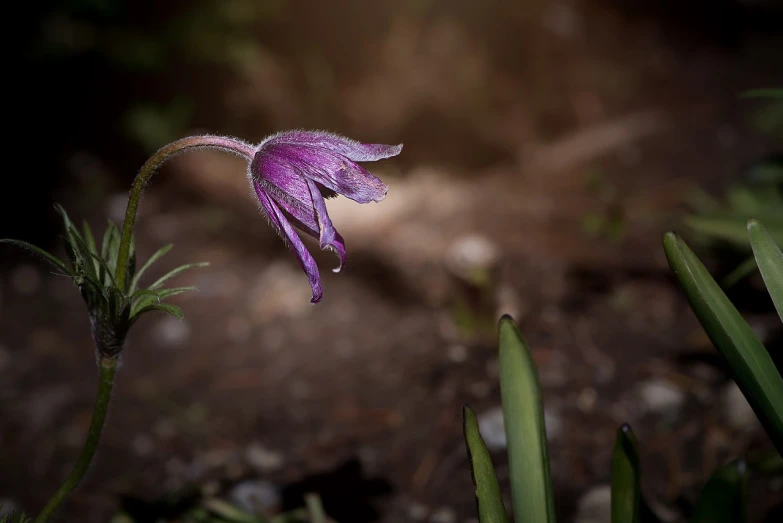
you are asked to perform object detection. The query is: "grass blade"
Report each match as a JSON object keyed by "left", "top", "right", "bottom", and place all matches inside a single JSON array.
[
  {"left": 663, "top": 232, "right": 783, "bottom": 453},
  {"left": 0, "top": 239, "right": 72, "bottom": 275},
  {"left": 742, "top": 88, "right": 783, "bottom": 100},
  {"left": 720, "top": 257, "right": 757, "bottom": 288},
  {"left": 129, "top": 243, "right": 173, "bottom": 293},
  {"left": 748, "top": 219, "right": 783, "bottom": 324},
  {"left": 129, "top": 303, "right": 183, "bottom": 327},
  {"left": 149, "top": 262, "right": 209, "bottom": 290},
  {"left": 690, "top": 460, "right": 747, "bottom": 523},
  {"left": 611, "top": 424, "right": 641, "bottom": 523},
  {"left": 304, "top": 494, "right": 327, "bottom": 523},
  {"left": 463, "top": 405, "right": 510, "bottom": 523},
  {"left": 498, "top": 315, "right": 555, "bottom": 523},
  {"left": 82, "top": 220, "right": 99, "bottom": 274}
]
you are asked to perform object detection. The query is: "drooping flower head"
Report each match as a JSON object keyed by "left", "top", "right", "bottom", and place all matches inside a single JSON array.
[{"left": 249, "top": 130, "right": 402, "bottom": 303}]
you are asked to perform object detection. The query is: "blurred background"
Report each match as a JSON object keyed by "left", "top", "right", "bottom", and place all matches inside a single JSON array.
[{"left": 1, "top": 0, "right": 782, "bottom": 521}]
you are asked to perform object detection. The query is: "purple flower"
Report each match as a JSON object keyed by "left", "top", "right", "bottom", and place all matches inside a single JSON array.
[{"left": 249, "top": 130, "right": 402, "bottom": 303}]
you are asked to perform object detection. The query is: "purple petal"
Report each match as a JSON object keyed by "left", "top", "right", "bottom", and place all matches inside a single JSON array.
[
  {"left": 306, "top": 178, "right": 336, "bottom": 247},
  {"left": 263, "top": 130, "right": 403, "bottom": 162},
  {"left": 260, "top": 142, "right": 388, "bottom": 204},
  {"left": 254, "top": 182, "right": 323, "bottom": 303},
  {"left": 276, "top": 195, "right": 347, "bottom": 273},
  {"left": 251, "top": 153, "right": 346, "bottom": 271}
]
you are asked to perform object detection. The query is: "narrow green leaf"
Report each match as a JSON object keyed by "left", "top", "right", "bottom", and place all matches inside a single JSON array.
[
  {"left": 66, "top": 227, "right": 98, "bottom": 279},
  {"left": 129, "top": 303, "right": 184, "bottom": 326},
  {"left": 131, "top": 287, "right": 197, "bottom": 314},
  {"left": 663, "top": 232, "right": 783, "bottom": 452},
  {"left": 106, "top": 224, "right": 121, "bottom": 275},
  {"left": 101, "top": 222, "right": 117, "bottom": 260},
  {"left": 748, "top": 220, "right": 783, "bottom": 323},
  {"left": 685, "top": 214, "right": 783, "bottom": 248},
  {"left": 720, "top": 257, "right": 757, "bottom": 289},
  {"left": 304, "top": 493, "right": 327, "bottom": 523},
  {"left": 130, "top": 288, "right": 161, "bottom": 309},
  {"left": 54, "top": 203, "right": 77, "bottom": 237},
  {"left": 690, "top": 460, "right": 747, "bottom": 523},
  {"left": 0, "top": 239, "right": 72, "bottom": 275},
  {"left": 82, "top": 221, "right": 99, "bottom": 273},
  {"left": 149, "top": 262, "right": 209, "bottom": 290},
  {"left": 742, "top": 88, "right": 783, "bottom": 100},
  {"left": 498, "top": 315, "right": 556, "bottom": 523},
  {"left": 68, "top": 228, "right": 117, "bottom": 286},
  {"left": 129, "top": 243, "right": 173, "bottom": 293},
  {"left": 154, "top": 286, "right": 197, "bottom": 300},
  {"left": 463, "top": 405, "right": 510, "bottom": 523},
  {"left": 611, "top": 424, "right": 641, "bottom": 523},
  {"left": 202, "top": 498, "right": 264, "bottom": 522}
]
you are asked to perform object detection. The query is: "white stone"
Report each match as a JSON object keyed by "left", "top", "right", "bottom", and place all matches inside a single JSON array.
[
  {"left": 245, "top": 443, "right": 284, "bottom": 473},
  {"left": 478, "top": 407, "right": 507, "bottom": 451},
  {"left": 447, "top": 344, "right": 468, "bottom": 363},
  {"left": 638, "top": 379, "right": 685, "bottom": 418},
  {"left": 230, "top": 480, "right": 280, "bottom": 514},
  {"left": 444, "top": 234, "right": 499, "bottom": 280},
  {"left": 430, "top": 506, "right": 457, "bottom": 523},
  {"left": 408, "top": 502, "right": 429, "bottom": 521},
  {"left": 722, "top": 382, "right": 760, "bottom": 432},
  {"left": 0, "top": 499, "right": 20, "bottom": 517},
  {"left": 573, "top": 484, "right": 611, "bottom": 523}
]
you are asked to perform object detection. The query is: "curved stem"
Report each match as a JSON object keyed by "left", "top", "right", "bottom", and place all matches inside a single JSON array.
[
  {"left": 35, "top": 356, "right": 119, "bottom": 523},
  {"left": 114, "top": 135, "right": 255, "bottom": 292}
]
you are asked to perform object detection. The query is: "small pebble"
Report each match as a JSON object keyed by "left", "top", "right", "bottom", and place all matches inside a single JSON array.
[
  {"left": 573, "top": 484, "right": 611, "bottom": 523},
  {"left": 637, "top": 379, "right": 685, "bottom": 419},
  {"left": 447, "top": 344, "right": 468, "bottom": 363},
  {"left": 245, "top": 443, "right": 284, "bottom": 473},
  {"left": 430, "top": 506, "right": 457, "bottom": 523},
  {"left": 408, "top": 502, "right": 429, "bottom": 521},
  {"left": 722, "top": 382, "right": 759, "bottom": 432},
  {"left": 230, "top": 480, "right": 280, "bottom": 514},
  {"left": 0, "top": 499, "right": 20, "bottom": 517}
]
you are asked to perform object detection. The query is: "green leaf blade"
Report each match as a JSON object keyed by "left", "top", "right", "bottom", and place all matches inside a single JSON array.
[
  {"left": 129, "top": 243, "right": 173, "bottom": 293},
  {"left": 748, "top": 219, "right": 783, "bottom": 324},
  {"left": 129, "top": 303, "right": 184, "bottom": 326},
  {"left": 498, "top": 315, "right": 556, "bottom": 523},
  {"left": 463, "top": 405, "right": 510, "bottom": 523},
  {"left": 149, "top": 261, "right": 209, "bottom": 290},
  {"left": 611, "top": 424, "right": 641, "bottom": 523},
  {"left": 0, "top": 239, "right": 72, "bottom": 275},
  {"left": 663, "top": 232, "right": 783, "bottom": 452},
  {"left": 690, "top": 460, "right": 747, "bottom": 523},
  {"left": 304, "top": 494, "right": 327, "bottom": 523}
]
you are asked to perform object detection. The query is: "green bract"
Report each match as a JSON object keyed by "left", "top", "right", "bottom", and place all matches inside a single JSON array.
[{"left": 0, "top": 204, "right": 207, "bottom": 357}]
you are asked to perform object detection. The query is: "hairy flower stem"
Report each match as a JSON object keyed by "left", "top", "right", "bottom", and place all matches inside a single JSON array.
[
  {"left": 35, "top": 356, "right": 119, "bottom": 523},
  {"left": 114, "top": 136, "right": 255, "bottom": 292}
]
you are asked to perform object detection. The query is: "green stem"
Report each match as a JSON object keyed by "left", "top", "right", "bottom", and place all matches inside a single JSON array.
[
  {"left": 114, "top": 135, "right": 255, "bottom": 292},
  {"left": 35, "top": 356, "right": 119, "bottom": 523}
]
